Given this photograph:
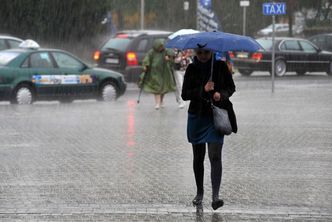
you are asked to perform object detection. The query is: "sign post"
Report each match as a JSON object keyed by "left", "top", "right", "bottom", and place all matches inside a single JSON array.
[
  {"left": 240, "top": 0, "right": 250, "bottom": 36},
  {"left": 140, "top": 0, "right": 145, "bottom": 30},
  {"left": 263, "top": 2, "right": 286, "bottom": 93},
  {"left": 184, "top": 1, "right": 189, "bottom": 27},
  {"left": 272, "top": 14, "right": 276, "bottom": 93}
]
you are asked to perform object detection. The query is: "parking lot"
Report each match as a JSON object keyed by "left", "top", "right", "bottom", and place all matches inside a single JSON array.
[{"left": 0, "top": 72, "right": 331, "bottom": 221}]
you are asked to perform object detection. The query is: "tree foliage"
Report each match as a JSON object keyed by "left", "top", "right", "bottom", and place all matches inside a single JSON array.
[
  {"left": 109, "top": 0, "right": 197, "bottom": 31},
  {"left": 0, "top": 0, "right": 111, "bottom": 42},
  {"left": 0, "top": 0, "right": 330, "bottom": 56},
  {"left": 214, "top": 0, "right": 331, "bottom": 36}
]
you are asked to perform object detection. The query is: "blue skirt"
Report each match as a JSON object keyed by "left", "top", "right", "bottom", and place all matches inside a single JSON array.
[{"left": 187, "top": 113, "right": 224, "bottom": 145}]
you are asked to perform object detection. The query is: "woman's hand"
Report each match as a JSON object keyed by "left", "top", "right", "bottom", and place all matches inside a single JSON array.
[
  {"left": 204, "top": 81, "right": 214, "bottom": 92},
  {"left": 213, "top": 92, "right": 221, "bottom": 101}
]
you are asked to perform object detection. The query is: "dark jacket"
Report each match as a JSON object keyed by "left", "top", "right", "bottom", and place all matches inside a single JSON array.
[{"left": 181, "top": 58, "right": 238, "bottom": 133}]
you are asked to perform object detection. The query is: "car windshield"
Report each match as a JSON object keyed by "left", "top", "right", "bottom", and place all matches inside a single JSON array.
[
  {"left": 257, "top": 39, "right": 273, "bottom": 50},
  {"left": 102, "top": 38, "right": 132, "bottom": 51},
  {"left": 0, "top": 51, "right": 20, "bottom": 65}
]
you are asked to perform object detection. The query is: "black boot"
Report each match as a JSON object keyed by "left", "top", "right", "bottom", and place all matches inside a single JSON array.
[
  {"left": 211, "top": 198, "right": 224, "bottom": 210},
  {"left": 192, "top": 194, "right": 203, "bottom": 206}
]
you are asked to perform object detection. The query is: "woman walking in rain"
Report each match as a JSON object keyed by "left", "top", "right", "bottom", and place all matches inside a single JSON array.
[
  {"left": 181, "top": 48, "right": 237, "bottom": 211},
  {"left": 141, "top": 39, "right": 176, "bottom": 109}
]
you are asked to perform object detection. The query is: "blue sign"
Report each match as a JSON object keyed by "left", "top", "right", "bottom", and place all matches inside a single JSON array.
[
  {"left": 263, "top": 3, "right": 286, "bottom": 15},
  {"left": 200, "top": 0, "right": 212, "bottom": 9},
  {"left": 197, "top": 0, "right": 219, "bottom": 31}
]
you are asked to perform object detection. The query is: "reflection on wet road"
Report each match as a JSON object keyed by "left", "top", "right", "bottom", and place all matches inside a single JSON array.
[{"left": 0, "top": 74, "right": 331, "bottom": 221}]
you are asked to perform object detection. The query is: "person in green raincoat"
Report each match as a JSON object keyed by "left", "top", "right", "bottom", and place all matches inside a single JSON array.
[{"left": 141, "top": 39, "right": 176, "bottom": 109}]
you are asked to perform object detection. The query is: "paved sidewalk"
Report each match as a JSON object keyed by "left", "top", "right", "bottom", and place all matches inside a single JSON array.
[{"left": 0, "top": 75, "right": 331, "bottom": 221}]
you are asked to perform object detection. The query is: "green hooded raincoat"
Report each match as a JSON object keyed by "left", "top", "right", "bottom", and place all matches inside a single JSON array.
[{"left": 142, "top": 39, "right": 176, "bottom": 94}]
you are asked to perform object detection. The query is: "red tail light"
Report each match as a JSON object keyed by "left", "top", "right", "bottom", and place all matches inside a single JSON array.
[
  {"left": 116, "top": 34, "right": 129, "bottom": 38},
  {"left": 93, "top": 50, "right": 101, "bottom": 61},
  {"left": 228, "top": 51, "right": 234, "bottom": 58},
  {"left": 126, "top": 51, "right": 138, "bottom": 66},
  {"left": 251, "top": 52, "right": 262, "bottom": 61}
]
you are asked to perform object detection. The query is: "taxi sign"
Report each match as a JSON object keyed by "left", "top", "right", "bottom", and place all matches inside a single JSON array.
[
  {"left": 263, "top": 2, "right": 286, "bottom": 15},
  {"left": 19, "top": 39, "right": 40, "bottom": 49}
]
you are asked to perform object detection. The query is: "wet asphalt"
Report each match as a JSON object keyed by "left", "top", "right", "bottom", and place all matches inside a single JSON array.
[{"left": 0, "top": 72, "right": 331, "bottom": 221}]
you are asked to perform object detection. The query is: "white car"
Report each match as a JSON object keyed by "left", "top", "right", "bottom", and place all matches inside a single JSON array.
[
  {"left": 256, "top": 23, "right": 303, "bottom": 37},
  {"left": 0, "top": 35, "right": 23, "bottom": 50}
]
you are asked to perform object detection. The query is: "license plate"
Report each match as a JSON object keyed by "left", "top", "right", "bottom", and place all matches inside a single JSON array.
[
  {"left": 105, "top": 58, "right": 119, "bottom": 64},
  {"left": 236, "top": 52, "right": 248, "bottom": 58}
]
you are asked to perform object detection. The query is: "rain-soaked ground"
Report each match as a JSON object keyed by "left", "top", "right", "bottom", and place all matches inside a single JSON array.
[{"left": 0, "top": 72, "right": 331, "bottom": 221}]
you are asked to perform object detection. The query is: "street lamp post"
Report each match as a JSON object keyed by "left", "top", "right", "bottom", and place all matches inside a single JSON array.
[
  {"left": 272, "top": 14, "right": 275, "bottom": 93},
  {"left": 184, "top": 1, "right": 189, "bottom": 27},
  {"left": 140, "top": 0, "right": 144, "bottom": 30},
  {"left": 240, "top": 0, "right": 250, "bottom": 36}
]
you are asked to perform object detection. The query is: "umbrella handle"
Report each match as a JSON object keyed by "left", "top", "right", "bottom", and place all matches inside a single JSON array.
[{"left": 209, "top": 52, "right": 214, "bottom": 81}]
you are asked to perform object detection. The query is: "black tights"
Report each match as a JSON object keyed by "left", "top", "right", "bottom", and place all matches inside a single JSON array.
[{"left": 192, "top": 143, "right": 223, "bottom": 200}]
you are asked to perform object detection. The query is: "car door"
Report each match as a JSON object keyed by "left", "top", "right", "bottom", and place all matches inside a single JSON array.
[
  {"left": 23, "top": 51, "right": 62, "bottom": 97},
  {"left": 298, "top": 40, "right": 323, "bottom": 72},
  {"left": 51, "top": 51, "right": 97, "bottom": 95},
  {"left": 279, "top": 40, "right": 304, "bottom": 72}
]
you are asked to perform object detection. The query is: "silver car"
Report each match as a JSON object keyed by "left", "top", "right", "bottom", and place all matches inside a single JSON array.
[{"left": 0, "top": 35, "right": 23, "bottom": 50}]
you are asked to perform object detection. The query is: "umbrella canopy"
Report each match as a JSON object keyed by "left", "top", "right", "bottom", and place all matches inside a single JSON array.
[
  {"left": 168, "top": 29, "right": 200, "bottom": 40},
  {"left": 166, "top": 31, "right": 262, "bottom": 52}
]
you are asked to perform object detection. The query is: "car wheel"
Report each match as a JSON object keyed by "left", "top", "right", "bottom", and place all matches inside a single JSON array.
[
  {"left": 11, "top": 84, "right": 34, "bottom": 105},
  {"left": 238, "top": 69, "right": 253, "bottom": 76},
  {"left": 275, "top": 59, "right": 286, "bottom": 77},
  {"left": 296, "top": 70, "right": 306, "bottom": 76},
  {"left": 99, "top": 81, "right": 117, "bottom": 101}
]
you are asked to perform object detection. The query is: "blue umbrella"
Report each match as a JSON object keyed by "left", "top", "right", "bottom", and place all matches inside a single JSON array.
[{"left": 165, "top": 31, "right": 261, "bottom": 52}]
